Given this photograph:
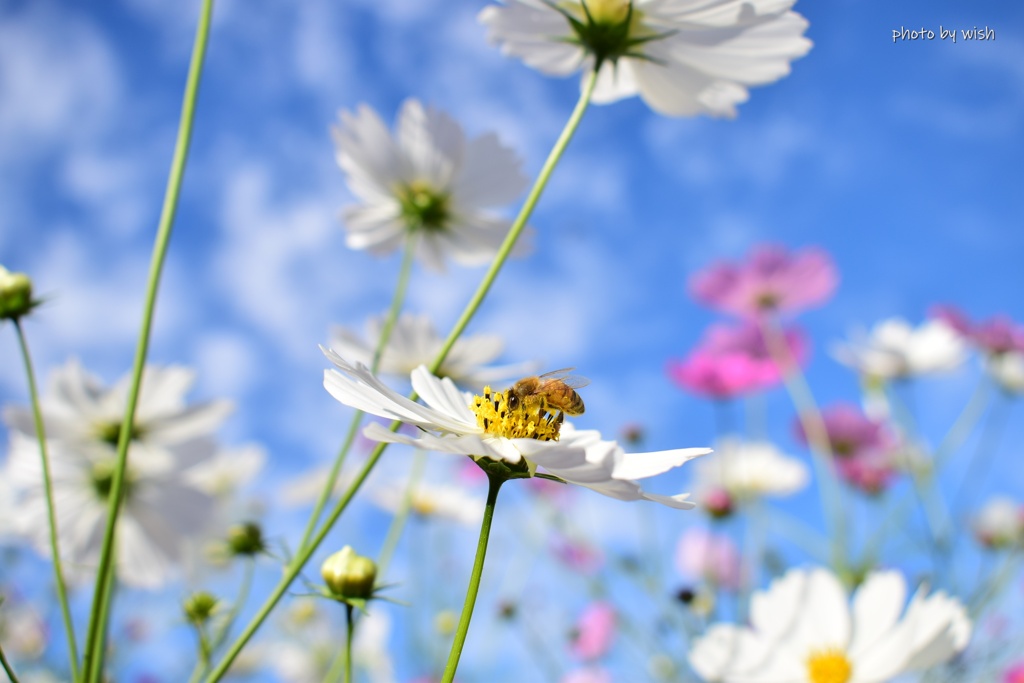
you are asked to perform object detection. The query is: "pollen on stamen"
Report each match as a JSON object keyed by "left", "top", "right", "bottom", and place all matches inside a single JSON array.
[
  {"left": 806, "top": 649, "right": 853, "bottom": 683},
  {"left": 472, "top": 386, "right": 562, "bottom": 441}
]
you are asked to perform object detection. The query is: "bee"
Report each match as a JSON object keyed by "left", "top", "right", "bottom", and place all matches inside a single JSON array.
[{"left": 507, "top": 368, "right": 589, "bottom": 425}]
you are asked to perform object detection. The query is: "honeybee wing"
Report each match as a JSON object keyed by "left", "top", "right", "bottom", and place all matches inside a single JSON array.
[{"left": 538, "top": 367, "right": 590, "bottom": 389}]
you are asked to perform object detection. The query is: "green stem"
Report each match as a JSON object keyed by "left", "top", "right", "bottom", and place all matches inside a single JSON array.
[
  {"left": 426, "top": 68, "right": 598, "bottom": 377},
  {"left": 203, "top": 67, "right": 598, "bottom": 683},
  {"left": 0, "top": 642, "right": 20, "bottom": 683},
  {"left": 296, "top": 235, "right": 417, "bottom": 555},
  {"left": 760, "top": 317, "right": 847, "bottom": 572},
  {"left": 376, "top": 450, "right": 427, "bottom": 577},
  {"left": 441, "top": 473, "right": 503, "bottom": 683},
  {"left": 12, "top": 320, "right": 79, "bottom": 680},
  {"left": 344, "top": 605, "right": 355, "bottom": 683},
  {"left": 81, "top": 1, "right": 215, "bottom": 680}
]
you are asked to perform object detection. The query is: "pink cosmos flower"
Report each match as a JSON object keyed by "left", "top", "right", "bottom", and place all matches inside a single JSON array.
[
  {"left": 1004, "top": 662, "right": 1024, "bottom": 683},
  {"left": 932, "top": 305, "right": 1024, "bottom": 355},
  {"left": 689, "top": 245, "right": 838, "bottom": 319},
  {"left": 795, "top": 403, "right": 893, "bottom": 459},
  {"left": 675, "top": 527, "right": 742, "bottom": 591},
  {"left": 668, "top": 323, "right": 807, "bottom": 399},
  {"left": 569, "top": 601, "right": 616, "bottom": 661},
  {"left": 834, "top": 449, "right": 898, "bottom": 496},
  {"left": 561, "top": 668, "right": 612, "bottom": 683},
  {"left": 550, "top": 534, "right": 604, "bottom": 575}
]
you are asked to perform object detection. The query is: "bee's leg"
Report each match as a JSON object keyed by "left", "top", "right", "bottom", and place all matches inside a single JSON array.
[{"left": 552, "top": 411, "right": 564, "bottom": 429}]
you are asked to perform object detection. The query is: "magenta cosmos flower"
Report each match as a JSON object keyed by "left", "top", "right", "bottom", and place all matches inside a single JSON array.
[
  {"left": 668, "top": 323, "right": 807, "bottom": 399},
  {"left": 690, "top": 245, "right": 838, "bottom": 319},
  {"left": 931, "top": 305, "right": 1024, "bottom": 355},
  {"left": 795, "top": 403, "right": 893, "bottom": 459},
  {"left": 1005, "top": 662, "right": 1024, "bottom": 683}
]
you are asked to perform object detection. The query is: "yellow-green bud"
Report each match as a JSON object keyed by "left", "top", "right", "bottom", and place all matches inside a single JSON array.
[
  {"left": 0, "top": 266, "right": 33, "bottom": 320},
  {"left": 227, "top": 521, "right": 265, "bottom": 557},
  {"left": 183, "top": 591, "right": 219, "bottom": 625},
  {"left": 320, "top": 546, "right": 377, "bottom": 600}
]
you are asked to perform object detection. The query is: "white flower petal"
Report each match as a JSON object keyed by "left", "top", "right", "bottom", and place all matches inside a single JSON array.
[{"left": 849, "top": 570, "right": 906, "bottom": 658}]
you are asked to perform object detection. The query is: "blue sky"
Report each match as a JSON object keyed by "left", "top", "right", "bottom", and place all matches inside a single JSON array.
[{"left": 2, "top": 0, "right": 1023, "bottom": 680}]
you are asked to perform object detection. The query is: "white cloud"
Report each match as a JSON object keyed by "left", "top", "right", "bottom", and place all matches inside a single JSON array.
[{"left": 0, "top": 3, "right": 122, "bottom": 159}]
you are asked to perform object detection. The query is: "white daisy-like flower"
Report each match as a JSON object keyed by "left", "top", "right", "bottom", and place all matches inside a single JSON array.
[
  {"left": 330, "top": 312, "right": 537, "bottom": 390},
  {"left": 370, "top": 479, "right": 485, "bottom": 526},
  {"left": 3, "top": 359, "right": 233, "bottom": 457},
  {"left": 321, "top": 350, "right": 708, "bottom": 508},
  {"left": 2, "top": 360, "right": 232, "bottom": 588},
  {"left": 689, "top": 567, "right": 971, "bottom": 683},
  {"left": 973, "top": 496, "right": 1024, "bottom": 550},
  {"left": 479, "top": 0, "right": 812, "bottom": 118},
  {"left": 831, "top": 318, "right": 966, "bottom": 380},
  {"left": 693, "top": 437, "right": 808, "bottom": 502},
  {"left": 986, "top": 350, "right": 1024, "bottom": 394},
  {"left": 332, "top": 99, "right": 529, "bottom": 272},
  {"left": 5, "top": 431, "right": 217, "bottom": 588}
]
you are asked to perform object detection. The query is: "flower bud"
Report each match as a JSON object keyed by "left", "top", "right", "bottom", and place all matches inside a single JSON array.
[
  {"left": 701, "top": 488, "right": 734, "bottom": 519},
  {"left": 321, "top": 545, "right": 377, "bottom": 600},
  {"left": 0, "top": 266, "right": 34, "bottom": 320},
  {"left": 183, "top": 591, "right": 219, "bottom": 625},
  {"left": 227, "top": 521, "right": 266, "bottom": 557}
]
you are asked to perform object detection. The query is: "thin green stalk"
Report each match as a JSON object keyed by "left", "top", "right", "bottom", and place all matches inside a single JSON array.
[
  {"left": 862, "top": 377, "right": 990, "bottom": 560},
  {"left": 376, "top": 450, "right": 427, "bottom": 577},
  {"left": 344, "top": 605, "right": 355, "bottom": 683},
  {"left": 81, "top": 1, "right": 215, "bottom": 680},
  {"left": 441, "top": 473, "right": 503, "bottom": 683},
  {"left": 202, "top": 69, "right": 598, "bottom": 683},
  {"left": 12, "top": 320, "right": 78, "bottom": 679},
  {"left": 187, "top": 559, "right": 256, "bottom": 683},
  {"left": 760, "top": 317, "right": 847, "bottom": 572},
  {"left": 950, "top": 391, "right": 1010, "bottom": 522},
  {"left": 0, "top": 642, "right": 20, "bottom": 683},
  {"left": 296, "top": 235, "right": 417, "bottom": 555},
  {"left": 426, "top": 68, "right": 598, "bottom": 377}
]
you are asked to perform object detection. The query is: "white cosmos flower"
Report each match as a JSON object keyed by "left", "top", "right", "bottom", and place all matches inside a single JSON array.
[
  {"left": 693, "top": 437, "right": 808, "bottom": 502},
  {"left": 370, "top": 479, "right": 485, "bottom": 526},
  {"left": 973, "top": 496, "right": 1024, "bottom": 549},
  {"left": 5, "top": 431, "right": 217, "bottom": 588},
  {"left": 986, "top": 350, "right": 1024, "bottom": 394},
  {"left": 689, "top": 567, "right": 971, "bottom": 683},
  {"left": 333, "top": 99, "right": 529, "bottom": 272},
  {"left": 321, "top": 349, "right": 708, "bottom": 508},
  {"left": 479, "top": 0, "right": 812, "bottom": 118},
  {"left": 3, "top": 359, "right": 233, "bottom": 456},
  {"left": 831, "top": 318, "right": 966, "bottom": 380},
  {"left": 2, "top": 360, "right": 232, "bottom": 588},
  {"left": 330, "top": 312, "right": 537, "bottom": 390}
]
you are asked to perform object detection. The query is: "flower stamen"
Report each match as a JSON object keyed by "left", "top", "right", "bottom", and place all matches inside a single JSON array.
[
  {"left": 398, "top": 181, "right": 450, "bottom": 233},
  {"left": 472, "top": 386, "right": 562, "bottom": 441},
  {"left": 806, "top": 649, "right": 853, "bottom": 683}
]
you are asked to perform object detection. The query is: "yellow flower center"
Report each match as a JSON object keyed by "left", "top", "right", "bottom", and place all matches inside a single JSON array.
[
  {"left": 397, "top": 181, "right": 450, "bottom": 232},
  {"left": 472, "top": 386, "right": 562, "bottom": 441},
  {"left": 583, "top": 0, "right": 631, "bottom": 24},
  {"left": 806, "top": 649, "right": 853, "bottom": 683},
  {"left": 411, "top": 495, "right": 438, "bottom": 516}
]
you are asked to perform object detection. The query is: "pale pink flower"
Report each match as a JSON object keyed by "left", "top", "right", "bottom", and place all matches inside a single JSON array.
[
  {"left": 675, "top": 527, "right": 742, "bottom": 591},
  {"left": 570, "top": 601, "right": 616, "bottom": 661},
  {"left": 690, "top": 245, "right": 838, "bottom": 319},
  {"left": 1004, "top": 662, "right": 1024, "bottom": 683},
  {"left": 561, "top": 668, "right": 612, "bottom": 683},
  {"left": 668, "top": 323, "right": 806, "bottom": 398},
  {"left": 550, "top": 534, "right": 603, "bottom": 575}
]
